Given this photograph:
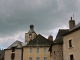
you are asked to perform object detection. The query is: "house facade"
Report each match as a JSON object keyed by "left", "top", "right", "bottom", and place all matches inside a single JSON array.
[
  {"left": 23, "top": 34, "right": 52, "bottom": 60},
  {"left": 4, "top": 40, "right": 23, "bottom": 60},
  {"left": 63, "top": 18, "right": 80, "bottom": 60}
]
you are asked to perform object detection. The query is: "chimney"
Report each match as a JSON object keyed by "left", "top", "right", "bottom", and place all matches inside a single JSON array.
[
  {"left": 48, "top": 35, "right": 53, "bottom": 41},
  {"left": 69, "top": 17, "right": 75, "bottom": 29},
  {"left": 30, "top": 25, "right": 34, "bottom": 29}
]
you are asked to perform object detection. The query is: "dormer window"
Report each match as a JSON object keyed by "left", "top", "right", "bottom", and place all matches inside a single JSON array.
[{"left": 29, "top": 33, "right": 32, "bottom": 38}]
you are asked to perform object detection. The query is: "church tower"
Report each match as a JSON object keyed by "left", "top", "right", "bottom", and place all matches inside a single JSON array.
[{"left": 25, "top": 25, "right": 37, "bottom": 43}]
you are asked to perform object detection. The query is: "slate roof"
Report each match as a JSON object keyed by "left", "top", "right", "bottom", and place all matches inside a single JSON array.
[
  {"left": 26, "top": 34, "right": 53, "bottom": 47},
  {"left": 7, "top": 40, "right": 24, "bottom": 49},
  {"left": 63, "top": 22, "right": 80, "bottom": 36},
  {"left": 54, "top": 29, "right": 69, "bottom": 44},
  {"left": 56, "top": 29, "right": 69, "bottom": 39},
  {"left": 49, "top": 29, "right": 69, "bottom": 51},
  {"left": 0, "top": 50, "right": 4, "bottom": 59},
  {"left": 70, "top": 22, "right": 80, "bottom": 31}
]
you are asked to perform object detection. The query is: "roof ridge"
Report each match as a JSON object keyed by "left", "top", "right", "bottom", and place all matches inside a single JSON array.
[{"left": 26, "top": 34, "right": 52, "bottom": 46}]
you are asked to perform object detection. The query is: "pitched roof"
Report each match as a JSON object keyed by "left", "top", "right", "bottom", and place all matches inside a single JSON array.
[
  {"left": 0, "top": 50, "right": 4, "bottom": 59},
  {"left": 49, "top": 29, "right": 69, "bottom": 52},
  {"left": 7, "top": 40, "right": 23, "bottom": 49},
  {"left": 63, "top": 22, "right": 80, "bottom": 36},
  {"left": 26, "top": 34, "right": 53, "bottom": 46},
  {"left": 49, "top": 29, "right": 69, "bottom": 44},
  {"left": 54, "top": 29, "right": 69, "bottom": 44},
  {"left": 56, "top": 29, "right": 69, "bottom": 39},
  {"left": 70, "top": 22, "right": 80, "bottom": 31}
]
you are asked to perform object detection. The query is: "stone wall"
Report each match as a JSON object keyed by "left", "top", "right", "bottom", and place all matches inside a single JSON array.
[{"left": 51, "top": 45, "right": 63, "bottom": 60}]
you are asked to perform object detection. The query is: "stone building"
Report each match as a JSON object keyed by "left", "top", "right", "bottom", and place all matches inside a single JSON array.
[
  {"left": 63, "top": 18, "right": 80, "bottom": 60},
  {"left": 49, "top": 29, "right": 69, "bottom": 60},
  {"left": 49, "top": 17, "right": 78, "bottom": 60}
]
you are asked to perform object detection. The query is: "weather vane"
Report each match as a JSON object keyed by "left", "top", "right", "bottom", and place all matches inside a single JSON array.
[
  {"left": 73, "top": 14, "right": 74, "bottom": 19},
  {"left": 71, "top": 16, "right": 72, "bottom": 20}
]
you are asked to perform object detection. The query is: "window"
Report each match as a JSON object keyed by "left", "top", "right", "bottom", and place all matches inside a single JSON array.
[
  {"left": 69, "top": 40, "right": 72, "bottom": 47},
  {"left": 29, "top": 33, "right": 32, "bottom": 38},
  {"left": 30, "top": 47, "right": 32, "bottom": 53},
  {"left": 11, "top": 53, "right": 15, "bottom": 59},
  {"left": 54, "top": 51, "right": 55, "bottom": 54},
  {"left": 70, "top": 54, "right": 74, "bottom": 60},
  {"left": 37, "top": 47, "right": 39, "bottom": 53},
  {"left": 44, "top": 57, "right": 47, "bottom": 60},
  {"left": 29, "top": 57, "right": 32, "bottom": 60},
  {"left": 36, "top": 57, "right": 40, "bottom": 60},
  {"left": 12, "top": 47, "right": 15, "bottom": 52},
  {"left": 44, "top": 47, "right": 46, "bottom": 53}
]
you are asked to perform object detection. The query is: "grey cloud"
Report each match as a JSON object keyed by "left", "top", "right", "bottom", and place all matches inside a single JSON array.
[{"left": 0, "top": 0, "right": 80, "bottom": 38}]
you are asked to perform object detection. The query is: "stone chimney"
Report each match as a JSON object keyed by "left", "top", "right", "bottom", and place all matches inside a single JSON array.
[
  {"left": 69, "top": 17, "right": 75, "bottom": 29},
  {"left": 48, "top": 35, "right": 53, "bottom": 41}
]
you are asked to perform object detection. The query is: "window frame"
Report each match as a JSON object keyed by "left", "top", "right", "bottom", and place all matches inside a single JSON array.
[
  {"left": 44, "top": 57, "right": 47, "bottom": 60},
  {"left": 11, "top": 53, "right": 15, "bottom": 59},
  {"left": 36, "top": 47, "right": 39, "bottom": 53},
  {"left": 69, "top": 40, "right": 72, "bottom": 48},
  {"left": 36, "top": 57, "right": 40, "bottom": 60},
  {"left": 12, "top": 47, "right": 15, "bottom": 52},
  {"left": 30, "top": 47, "right": 32, "bottom": 53},
  {"left": 29, "top": 57, "right": 32, "bottom": 60},
  {"left": 44, "top": 47, "right": 46, "bottom": 53},
  {"left": 70, "top": 54, "right": 74, "bottom": 60},
  {"left": 29, "top": 33, "right": 32, "bottom": 38}
]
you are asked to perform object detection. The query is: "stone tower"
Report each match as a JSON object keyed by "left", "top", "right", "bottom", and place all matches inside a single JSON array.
[
  {"left": 69, "top": 17, "right": 75, "bottom": 29},
  {"left": 25, "top": 25, "right": 37, "bottom": 43}
]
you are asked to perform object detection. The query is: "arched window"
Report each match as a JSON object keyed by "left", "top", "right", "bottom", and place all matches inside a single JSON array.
[{"left": 29, "top": 33, "right": 32, "bottom": 38}]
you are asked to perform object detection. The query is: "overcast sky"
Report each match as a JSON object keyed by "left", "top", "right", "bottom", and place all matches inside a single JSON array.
[{"left": 0, "top": 0, "right": 80, "bottom": 49}]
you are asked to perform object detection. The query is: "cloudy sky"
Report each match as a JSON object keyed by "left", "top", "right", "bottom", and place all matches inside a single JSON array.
[{"left": 0, "top": 0, "right": 80, "bottom": 49}]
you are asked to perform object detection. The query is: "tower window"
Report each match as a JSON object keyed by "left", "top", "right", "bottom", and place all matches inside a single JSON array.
[
  {"left": 29, "top": 33, "right": 32, "bottom": 38},
  {"left": 70, "top": 54, "right": 74, "bottom": 60},
  {"left": 69, "top": 40, "right": 72, "bottom": 48}
]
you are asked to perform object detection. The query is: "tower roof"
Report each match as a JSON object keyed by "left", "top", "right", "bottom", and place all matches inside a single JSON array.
[{"left": 28, "top": 25, "right": 36, "bottom": 33}]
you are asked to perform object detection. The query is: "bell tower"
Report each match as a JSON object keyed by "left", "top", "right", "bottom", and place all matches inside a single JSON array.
[{"left": 25, "top": 25, "right": 37, "bottom": 43}]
